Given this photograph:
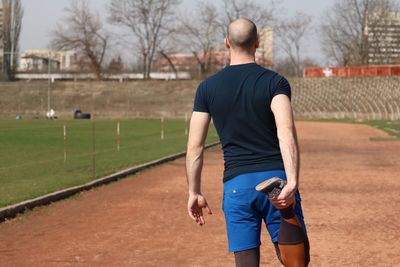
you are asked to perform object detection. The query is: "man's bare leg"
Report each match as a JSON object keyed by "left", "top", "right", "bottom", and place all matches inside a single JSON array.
[
  {"left": 234, "top": 247, "right": 260, "bottom": 267},
  {"left": 256, "top": 178, "right": 310, "bottom": 266},
  {"left": 275, "top": 206, "right": 310, "bottom": 267}
]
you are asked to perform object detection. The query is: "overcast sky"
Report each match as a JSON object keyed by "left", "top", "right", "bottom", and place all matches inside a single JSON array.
[{"left": 20, "top": 0, "right": 335, "bottom": 64}]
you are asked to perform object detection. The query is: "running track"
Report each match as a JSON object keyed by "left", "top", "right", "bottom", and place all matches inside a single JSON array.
[{"left": 0, "top": 122, "right": 399, "bottom": 266}]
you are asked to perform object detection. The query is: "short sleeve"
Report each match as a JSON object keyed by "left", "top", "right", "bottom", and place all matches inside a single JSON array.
[
  {"left": 193, "top": 81, "right": 210, "bottom": 113},
  {"left": 271, "top": 75, "right": 291, "bottom": 101}
]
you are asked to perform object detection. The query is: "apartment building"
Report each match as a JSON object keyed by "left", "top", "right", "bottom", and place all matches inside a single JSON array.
[{"left": 367, "top": 10, "right": 400, "bottom": 65}]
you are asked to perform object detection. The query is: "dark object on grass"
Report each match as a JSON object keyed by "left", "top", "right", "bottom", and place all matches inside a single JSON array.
[{"left": 74, "top": 110, "right": 91, "bottom": 119}]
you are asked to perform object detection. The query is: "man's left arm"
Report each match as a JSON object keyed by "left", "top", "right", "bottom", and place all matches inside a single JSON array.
[
  {"left": 271, "top": 94, "right": 300, "bottom": 208},
  {"left": 186, "top": 111, "right": 212, "bottom": 226}
]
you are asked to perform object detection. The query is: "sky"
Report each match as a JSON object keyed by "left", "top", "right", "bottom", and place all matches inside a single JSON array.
[{"left": 20, "top": 0, "right": 335, "bottom": 64}]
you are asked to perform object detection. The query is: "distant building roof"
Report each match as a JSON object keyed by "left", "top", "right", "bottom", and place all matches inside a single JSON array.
[{"left": 21, "top": 54, "right": 60, "bottom": 63}]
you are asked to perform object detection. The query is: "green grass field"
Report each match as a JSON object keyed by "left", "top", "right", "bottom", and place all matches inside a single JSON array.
[
  {"left": 302, "top": 118, "right": 400, "bottom": 138},
  {"left": 0, "top": 119, "right": 218, "bottom": 208},
  {"left": 366, "top": 120, "right": 400, "bottom": 138},
  {"left": 1, "top": 118, "right": 397, "bottom": 209}
]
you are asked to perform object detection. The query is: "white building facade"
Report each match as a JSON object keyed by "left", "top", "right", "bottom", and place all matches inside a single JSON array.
[{"left": 18, "top": 49, "right": 78, "bottom": 72}]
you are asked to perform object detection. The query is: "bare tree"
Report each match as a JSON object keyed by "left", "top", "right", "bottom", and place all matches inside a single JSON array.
[
  {"left": 220, "top": 0, "right": 276, "bottom": 35},
  {"left": 221, "top": 0, "right": 275, "bottom": 27},
  {"left": 159, "top": 50, "right": 178, "bottom": 77},
  {"left": 320, "top": 0, "right": 398, "bottom": 66},
  {"left": 274, "top": 57, "right": 319, "bottom": 77},
  {"left": 108, "top": 0, "right": 180, "bottom": 79},
  {"left": 179, "top": 1, "right": 220, "bottom": 78},
  {"left": 107, "top": 56, "right": 124, "bottom": 73},
  {"left": 217, "top": 0, "right": 277, "bottom": 68},
  {"left": 2, "top": 0, "right": 23, "bottom": 80},
  {"left": 51, "top": 0, "right": 108, "bottom": 79},
  {"left": 276, "top": 12, "right": 312, "bottom": 77}
]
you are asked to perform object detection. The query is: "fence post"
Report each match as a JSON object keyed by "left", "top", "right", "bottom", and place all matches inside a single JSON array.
[
  {"left": 63, "top": 124, "right": 67, "bottom": 163},
  {"left": 185, "top": 112, "right": 189, "bottom": 136},
  {"left": 117, "top": 120, "right": 121, "bottom": 152},
  {"left": 92, "top": 118, "right": 96, "bottom": 179},
  {"left": 161, "top": 116, "right": 165, "bottom": 140}
]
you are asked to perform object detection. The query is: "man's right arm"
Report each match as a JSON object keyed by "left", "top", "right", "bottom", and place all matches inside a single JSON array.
[
  {"left": 186, "top": 111, "right": 212, "bottom": 226},
  {"left": 271, "top": 94, "right": 300, "bottom": 208}
]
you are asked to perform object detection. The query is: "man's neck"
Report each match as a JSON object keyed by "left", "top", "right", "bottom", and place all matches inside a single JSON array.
[{"left": 229, "top": 50, "right": 256, "bottom": 66}]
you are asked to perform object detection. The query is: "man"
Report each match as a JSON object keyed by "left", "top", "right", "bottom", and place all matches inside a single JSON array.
[{"left": 186, "top": 18, "right": 310, "bottom": 267}]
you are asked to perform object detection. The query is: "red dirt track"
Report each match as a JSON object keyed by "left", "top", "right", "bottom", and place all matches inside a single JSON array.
[{"left": 0, "top": 122, "right": 399, "bottom": 266}]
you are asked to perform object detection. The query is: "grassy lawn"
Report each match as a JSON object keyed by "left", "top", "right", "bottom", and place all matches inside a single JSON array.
[
  {"left": 298, "top": 118, "right": 400, "bottom": 139},
  {"left": 0, "top": 119, "right": 218, "bottom": 208},
  {"left": 366, "top": 120, "right": 400, "bottom": 138}
]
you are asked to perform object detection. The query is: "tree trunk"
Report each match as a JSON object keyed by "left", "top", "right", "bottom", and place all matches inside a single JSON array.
[
  {"left": 160, "top": 50, "right": 178, "bottom": 78},
  {"left": 144, "top": 59, "right": 151, "bottom": 79},
  {"left": 2, "top": 0, "right": 23, "bottom": 81},
  {"left": 193, "top": 51, "right": 206, "bottom": 79},
  {"left": 86, "top": 49, "right": 103, "bottom": 80},
  {"left": 146, "top": 58, "right": 152, "bottom": 79},
  {"left": 92, "top": 62, "right": 103, "bottom": 80},
  {"left": 142, "top": 53, "right": 148, "bottom": 79},
  {"left": 295, "top": 44, "right": 301, "bottom": 77}
]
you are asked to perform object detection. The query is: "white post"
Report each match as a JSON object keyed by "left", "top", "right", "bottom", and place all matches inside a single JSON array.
[
  {"left": 63, "top": 125, "right": 67, "bottom": 163},
  {"left": 117, "top": 120, "right": 120, "bottom": 152},
  {"left": 47, "top": 52, "right": 51, "bottom": 112},
  {"left": 161, "top": 117, "right": 165, "bottom": 140},
  {"left": 185, "top": 112, "right": 189, "bottom": 136}
]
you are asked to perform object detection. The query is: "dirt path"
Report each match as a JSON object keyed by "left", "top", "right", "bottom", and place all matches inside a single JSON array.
[{"left": 0, "top": 122, "right": 399, "bottom": 266}]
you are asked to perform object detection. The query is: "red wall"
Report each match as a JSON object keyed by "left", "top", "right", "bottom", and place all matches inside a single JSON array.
[{"left": 304, "top": 66, "right": 400, "bottom": 78}]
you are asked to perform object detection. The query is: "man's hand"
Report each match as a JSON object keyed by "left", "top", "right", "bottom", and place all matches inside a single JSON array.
[
  {"left": 270, "top": 183, "right": 296, "bottom": 210},
  {"left": 187, "top": 192, "right": 212, "bottom": 226}
]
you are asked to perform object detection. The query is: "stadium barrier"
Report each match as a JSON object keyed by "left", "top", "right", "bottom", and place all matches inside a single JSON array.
[
  {"left": 291, "top": 76, "right": 400, "bottom": 121},
  {"left": 1, "top": 77, "right": 399, "bottom": 121},
  {"left": 304, "top": 65, "right": 400, "bottom": 78}
]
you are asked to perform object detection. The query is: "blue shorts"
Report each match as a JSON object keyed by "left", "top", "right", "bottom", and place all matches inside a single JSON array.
[{"left": 222, "top": 170, "right": 307, "bottom": 252}]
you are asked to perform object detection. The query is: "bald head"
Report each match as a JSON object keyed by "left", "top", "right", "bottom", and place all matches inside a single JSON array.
[{"left": 227, "top": 18, "right": 258, "bottom": 51}]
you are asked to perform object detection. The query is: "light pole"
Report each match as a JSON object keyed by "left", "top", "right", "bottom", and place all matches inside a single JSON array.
[
  {"left": 47, "top": 52, "right": 51, "bottom": 112},
  {"left": 10, "top": 0, "right": 15, "bottom": 71}
]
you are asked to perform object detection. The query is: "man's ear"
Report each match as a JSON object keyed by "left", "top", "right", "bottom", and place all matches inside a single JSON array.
[
  {"left": 255, "top": 37, "right": 260, "bottom": 49},
  {"left": 224, "top": 37, "right": 230, "bottom": 49}
]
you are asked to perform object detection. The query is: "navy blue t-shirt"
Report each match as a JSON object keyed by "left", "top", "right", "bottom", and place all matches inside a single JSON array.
[{"left": 193, "top": 63, "right": 291, "bottom": 182}]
